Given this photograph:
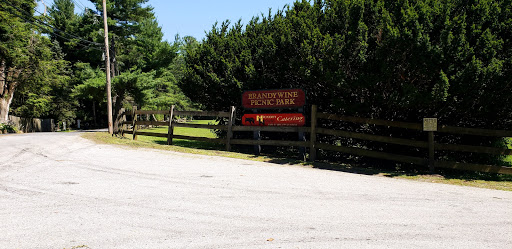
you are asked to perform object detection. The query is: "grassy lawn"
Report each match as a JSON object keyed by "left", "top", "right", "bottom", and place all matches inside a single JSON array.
[
  {"left": 82, "top": 122, "right": 512, "bottom": 191},
  {"left": 135, "top": 120, "right": 224, "bottom": 150}
]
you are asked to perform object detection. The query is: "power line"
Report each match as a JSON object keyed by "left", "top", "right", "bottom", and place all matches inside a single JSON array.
[
  {"left": 74, "top": 0, "right": 87, "bottom": 11},
  {"left": 75, "top": 0, "right": 86, "bottom": 7},
  {"left": 9, "top": 11, "right": 103, "bottom": 51},
  {"left": 74, "top": 0, "right": 88, "bottom": 12},
  {"left": 4, "top": 0, "right": 103, "bottom": 47},
  {"left": 20, "top": 2, "right": 102, "bottom": 46},
  {"left": 29, "top": 9, "right": 103, "bottom": 46},
  {"left": 3, "top": 4, "right": 103, "bottom": 51},
  {"left": 70, "top": 0, "right": 87, "bottom": 13},
  {"left": 38, "top": 0, "right": 88, "bottom": 14}
]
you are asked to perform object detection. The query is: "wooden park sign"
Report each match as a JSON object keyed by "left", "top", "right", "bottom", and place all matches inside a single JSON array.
[
  {"left": 242, "top": 113, "right": 305, "bottom": 127},
  {"left": 242, "top": 89, "right": 305, "bottom": 109},
  {"left": 242, "top": 88, "right": 307, "bottom": 157}
]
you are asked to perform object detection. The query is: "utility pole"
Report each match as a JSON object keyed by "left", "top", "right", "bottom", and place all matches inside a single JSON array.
[{"left": 102, "top": 0, "right": 113, "bottom": 134}]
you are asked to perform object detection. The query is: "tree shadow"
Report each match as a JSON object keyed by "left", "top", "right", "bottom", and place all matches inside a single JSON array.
[
  {"left": 434, "top": 168, "right": 512, "bottom": 182},
  {"left": 152, "top": 139, "right": 225, "bottom": 151},
  {"left": 242, "top": 151, "right": 385, "bottom": 176},
  {"left": 310, "top": 161, "right": 388, "bottom": 176},
  {"left": 262, "top": 154, "right": 512, "bottom": 182},
  {"left": 126, "top": 135, "right": 512, "bottom": 182}
]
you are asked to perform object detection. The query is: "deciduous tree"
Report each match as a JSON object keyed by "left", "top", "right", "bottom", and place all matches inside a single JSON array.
[{"left": 0, "top": 0, "right": 36, "bottom": 121}]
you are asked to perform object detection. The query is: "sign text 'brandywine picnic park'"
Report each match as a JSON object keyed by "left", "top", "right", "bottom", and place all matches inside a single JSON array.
[
  {"left": 242, "top": 89, "right": 305, "bottom": 109},
  {"left": 242, "top": 113, "right": 305, "bottom": 127}
]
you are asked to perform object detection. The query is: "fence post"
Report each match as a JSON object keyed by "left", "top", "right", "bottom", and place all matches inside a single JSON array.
[
  {"left": 253, "top": 109, "right": 261, "bottom": 155},
  {"left": 132, "top": 106, "right": 138, "bottom": 140},
  {"left": 428, "top": 131, "right": 435, "bottom": 173},
  {"left": 298, "top": 107, "right": 306, "bottom": 161},
  {"left": 119, "top": 108, "right": 125, "bottom": 136},
  {"left": 167, "top": 105, "right": 175, "bottom": 145},
  {"left": 423, "top": 118, "right": 437, "bottom": 174},
  {"left": 226, "top": 106, "right": 235, "bottom": 151},
  {"left": 310, "top": 105, "right": 317, "bottom": 162}
]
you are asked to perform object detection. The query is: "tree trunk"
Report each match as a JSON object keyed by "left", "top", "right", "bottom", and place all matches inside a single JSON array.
[
  {"left": 112, "top": 91, "right": 125, "bottom": 134},
  {"left": 0, "top": 95, "right": 14, "bottom": 122},
  {"left": 0, "top": 60, "right": 17, "bottom": 122},
  {"left": 92, "top": 100, "right": 97, "bottom": 127}
]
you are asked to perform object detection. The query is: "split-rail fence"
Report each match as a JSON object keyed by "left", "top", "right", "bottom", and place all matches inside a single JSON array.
[{"left": 117, "top": 105, "right": 512, "bottom": 175}]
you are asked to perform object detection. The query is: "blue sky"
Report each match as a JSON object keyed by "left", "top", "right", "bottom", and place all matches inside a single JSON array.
[{"left": 37, "top": 0, "right": 297, "bottom": 42}]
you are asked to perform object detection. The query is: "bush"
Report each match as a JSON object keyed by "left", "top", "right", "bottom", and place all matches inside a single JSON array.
[{"left": 0, "top": 122, "right": 18, "bottom": 133}]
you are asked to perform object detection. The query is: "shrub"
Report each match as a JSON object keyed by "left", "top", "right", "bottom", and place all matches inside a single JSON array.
[{"left": 0, "top": 122, "right": 19, "bottom": 133}]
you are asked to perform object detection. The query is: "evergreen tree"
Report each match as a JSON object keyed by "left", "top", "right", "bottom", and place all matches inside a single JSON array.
[{"left": 181, "top": 0, "right": 512, "bottom": 165}]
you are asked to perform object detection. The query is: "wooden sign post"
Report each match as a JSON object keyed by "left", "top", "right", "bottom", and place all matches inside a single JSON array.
[
  {"left": 423, "top": 118, "right": 438, "bottom": 173},
  {"left": 252, "top": 109, "right": 261, "bottom": 155}
]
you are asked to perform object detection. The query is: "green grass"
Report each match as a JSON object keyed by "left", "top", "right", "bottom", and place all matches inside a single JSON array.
[
  {"left": 136, "top": 119, "right": 223, "bottom": 150},
  {"left": 393, "top": 174, "right": 512, "bottom": 190}
]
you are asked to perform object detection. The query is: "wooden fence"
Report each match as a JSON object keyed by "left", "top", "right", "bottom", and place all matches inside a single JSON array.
[
  {"left": 118, "top": 105, "right": 512, "bottom": 175},
  {"left": 311, "top": 106, "right": 512, "bottom": 175},
  {"left": 120, "top": 106, "right": 235, "bottom": 150}
]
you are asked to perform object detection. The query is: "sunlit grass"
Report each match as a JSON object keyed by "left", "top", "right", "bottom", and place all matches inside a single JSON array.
[{"left": 135, "top": 119, "right": 223, "bottom": 150}]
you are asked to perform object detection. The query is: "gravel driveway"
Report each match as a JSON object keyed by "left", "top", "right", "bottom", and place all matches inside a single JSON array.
[{"left": 0, "top": 132, "right": 511, "bottom": 248}]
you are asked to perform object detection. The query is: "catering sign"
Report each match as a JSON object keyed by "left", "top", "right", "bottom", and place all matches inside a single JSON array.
[
  {"left": 242, "top": 113, "right": 305, "bottom": 127},
  {"left": 242, "top": 89, "right": 305, "bottom": 109}
]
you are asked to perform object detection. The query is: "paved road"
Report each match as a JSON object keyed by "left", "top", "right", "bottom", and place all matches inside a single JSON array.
[{"left": 0, "top": 132, "right": 511, "bottom": 248}]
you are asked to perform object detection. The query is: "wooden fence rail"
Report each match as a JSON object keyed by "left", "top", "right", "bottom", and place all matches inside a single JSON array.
[
  {"left": 312, "top": 106, "right": 512, "bottom": 175},
  {"left": 134, "top": 109, "right": 232, "bottom": 118},
  {"left": 119, "top": 105, "right": 512, "bottom": 175},
  {"left": 437, "top": 125, "right": 512, "bottom": 137},
  {"left": 174, "top": 123, "right": 229, "bottom": 130},
  {"left": 124, "top": 106, "right": 235, "bottom": 150},
  {"left": 316, "top": 112, "right": 423, "bottom": 130},
  {"left": 121, "top": 105, "right": 311, "bottom": 154}
]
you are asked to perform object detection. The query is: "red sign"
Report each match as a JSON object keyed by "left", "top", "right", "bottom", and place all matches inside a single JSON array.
[
  {"left": 242, "top": 113, "right": 305, "bottom": 126},
  {"left": 242, "top": 89, "right": 305, "bottom": 109}
]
